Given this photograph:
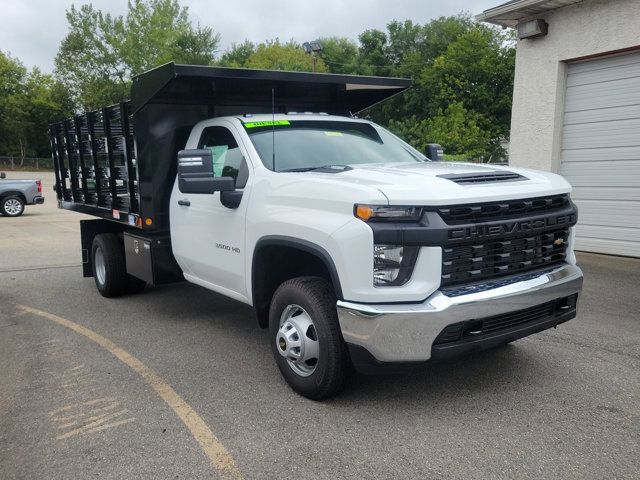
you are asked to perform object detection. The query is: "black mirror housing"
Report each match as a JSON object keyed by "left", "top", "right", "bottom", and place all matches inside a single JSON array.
[
  {"left": 177, "top": 149, "right": 235, "bottom": 194},
  {"left": 425, "top": 144, "right": 444, "bottom": 161}
]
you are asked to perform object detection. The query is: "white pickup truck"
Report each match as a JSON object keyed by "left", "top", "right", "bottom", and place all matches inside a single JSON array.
[{"left": 50, "top": 64, "right": 583, "bottom": 399}]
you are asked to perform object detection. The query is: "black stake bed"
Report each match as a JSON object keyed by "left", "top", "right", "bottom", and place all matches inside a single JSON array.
[{"left": 50, "top": 62, "right": 411, "bottom": 232}]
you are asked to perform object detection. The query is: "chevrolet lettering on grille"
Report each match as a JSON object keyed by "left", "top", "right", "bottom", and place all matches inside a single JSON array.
[{"left": 448, "top": 213, "right": 576, "bottom": 241}]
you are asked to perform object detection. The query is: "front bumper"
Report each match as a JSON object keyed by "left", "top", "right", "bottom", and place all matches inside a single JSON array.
[{"left": 337, "top": 264, "right": 583, "bottom": 368}]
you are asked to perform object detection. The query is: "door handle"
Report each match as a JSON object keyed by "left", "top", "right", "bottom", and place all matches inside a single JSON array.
[{"left": 178, "top": 199, "right": 191, "bottom": 206}]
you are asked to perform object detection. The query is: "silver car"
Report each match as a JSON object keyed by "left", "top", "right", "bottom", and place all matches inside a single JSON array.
[{"left": 0, "top": 172, "right": 45, "bottom": 217}]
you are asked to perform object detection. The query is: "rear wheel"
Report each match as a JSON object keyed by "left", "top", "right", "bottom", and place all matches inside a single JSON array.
[
  {"left": 269, "top": 277, "right": 349, "bottom": 400},
  {"left": 92, "top": 234, "right": 129, "bottom": 297},
  {"left": 1, "top": 196, "right": 25, "bottom": 217}
]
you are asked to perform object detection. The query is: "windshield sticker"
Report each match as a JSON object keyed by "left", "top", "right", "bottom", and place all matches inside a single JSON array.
[
  {"left": 208, "top": 145, "right": 228, "bottom": 176},
  {"left": 243, "top": 120, "right": 290, "bottom": 128},
  {"left": 324, "top": 131, "right": 343, "bottom": 137}
]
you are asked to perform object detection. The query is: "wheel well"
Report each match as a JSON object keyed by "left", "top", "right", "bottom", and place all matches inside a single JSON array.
[
  {"left": 0, "top": 191, "right": 27, "bottom": 203},
  {"left": 80, "top": 219, "right": 128, "bottom": 277},
  {"left": 252, "top": 240, "right": 342, "bottom": 328}
]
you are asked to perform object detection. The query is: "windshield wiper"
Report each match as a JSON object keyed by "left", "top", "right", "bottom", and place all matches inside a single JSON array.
[{"left": 279, "top": 165, "right": 353, "bottom": 173}]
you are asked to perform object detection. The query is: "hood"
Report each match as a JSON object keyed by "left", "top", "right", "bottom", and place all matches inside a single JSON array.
[{"left": 306, "top": 162, "right": 572, "bottom": 205}]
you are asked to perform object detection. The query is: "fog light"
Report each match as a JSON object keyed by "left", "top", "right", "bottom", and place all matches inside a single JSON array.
[{"left": 373, "top": 245, "right": 419, "bottom": 286}]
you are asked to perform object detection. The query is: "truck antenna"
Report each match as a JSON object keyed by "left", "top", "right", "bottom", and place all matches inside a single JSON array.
[{"left": 271, "top": 88, "right": 276, "bottom": 172}]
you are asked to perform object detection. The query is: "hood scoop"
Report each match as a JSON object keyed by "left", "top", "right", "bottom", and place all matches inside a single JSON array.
[{"left": 437, "top": 170, "right": 527, "bottom": 184}]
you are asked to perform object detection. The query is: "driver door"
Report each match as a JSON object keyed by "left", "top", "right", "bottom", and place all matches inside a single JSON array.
[{"left": 170, "top": 121, "right": 252, "bottom": 302}]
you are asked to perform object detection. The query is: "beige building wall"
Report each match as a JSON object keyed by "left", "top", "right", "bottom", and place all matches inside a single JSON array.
[{"left": 509, "top": 0, "right": 640, "bottom": 171}]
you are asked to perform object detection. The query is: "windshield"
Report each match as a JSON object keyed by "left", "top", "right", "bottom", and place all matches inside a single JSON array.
[{"left": 243, "top": 120, "right": 427, "bottom": 172}]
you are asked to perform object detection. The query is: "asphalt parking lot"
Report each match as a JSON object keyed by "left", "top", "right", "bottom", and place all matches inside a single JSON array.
[{"left": 1, "top": 172, "right": 639, "bottom": 479}]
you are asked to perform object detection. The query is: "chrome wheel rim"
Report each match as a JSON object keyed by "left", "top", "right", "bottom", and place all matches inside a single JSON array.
[
  {"left": 276, "top": 304, "right": 319, "bottom": 377},
  {"left": 4, "top": 199, "right": 22, "bottom": 215},
  {"left": 94, "top": 247, "right": 106, "bottom": 286}
]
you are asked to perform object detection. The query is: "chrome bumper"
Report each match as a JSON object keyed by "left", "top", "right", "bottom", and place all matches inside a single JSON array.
[{"left": 337, "top": 264, "right": 583, "bottom": 363}]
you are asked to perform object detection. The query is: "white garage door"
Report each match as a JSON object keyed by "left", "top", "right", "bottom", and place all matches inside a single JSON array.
[{"left": 561, "top": 51, "right": 640, "bottom": 257}]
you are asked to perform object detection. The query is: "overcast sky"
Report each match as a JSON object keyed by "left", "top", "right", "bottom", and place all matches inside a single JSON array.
[{"left": 0, "top": 0, "right": 499, "bottom": 73}]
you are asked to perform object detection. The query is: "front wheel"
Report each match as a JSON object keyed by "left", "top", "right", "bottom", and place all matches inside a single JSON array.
[
  {"left": 1, "top": 196, "right": 25, "bottom": 217},
  {"left": 269, "top": 277, "right": 349, "bottom": 400}
]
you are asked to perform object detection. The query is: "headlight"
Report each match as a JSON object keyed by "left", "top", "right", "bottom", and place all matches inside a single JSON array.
[
  {"left": 373, "top": 245, "right": 419, "bottom": 286},
  {"left": 355, "top": 204, "right": 423, "bottom": 222}
]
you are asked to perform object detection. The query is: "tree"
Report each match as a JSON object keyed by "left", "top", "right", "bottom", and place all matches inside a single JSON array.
[
  {"left": 0, "top": 51, "right": 74, "bottom": 158},
  {"left": 317, "top": 37, "right": 359, "bottom": 74},
  {"left": 420, "top": 26, "right": 515, "bottom": 140},
  {"left": 55, "top": 0, "right": 220, "bottom": 109},
  {"left": 244, "top": 41, "right": 327, "bottom": 72},
  {"left": 388, "top": 102, "right": 491, "bottom": 160},
  {"left": 360, "top": 14, "right": 514, "bottom": 161},
  {"left": 219, "top": 41, "right": 256, "bottom": 67},
  {"left": 357, "top": 29, "right": 391, "bottom": 76},
  {"left": 0, "top": 52, "right": 27, "bottom": 157}
]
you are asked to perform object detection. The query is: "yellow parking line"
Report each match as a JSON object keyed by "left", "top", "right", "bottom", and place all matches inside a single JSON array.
[{"left": 17, "top": 304, "right": 243, "bottom": 480}]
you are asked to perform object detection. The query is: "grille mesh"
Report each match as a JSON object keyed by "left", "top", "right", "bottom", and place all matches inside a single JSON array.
[
  {"left": 441, "top": 228, "right": 569, "bottom": 287},
  {"left": 437, "top": 195, "right": 570, "bottom": 225}
]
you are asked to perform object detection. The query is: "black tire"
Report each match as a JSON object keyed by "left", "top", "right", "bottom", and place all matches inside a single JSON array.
[
  {"left": 1, "top": 195, "right": 25, "bottom": 217},
  {"left": 91, "top": 234, "right": 128, "bottom": 297},
  {"left": 269, "top": 277, "right": 349, "bottom": 400},
  {"left": 126, "top": 276, "right": 147, "bottom": 294}
]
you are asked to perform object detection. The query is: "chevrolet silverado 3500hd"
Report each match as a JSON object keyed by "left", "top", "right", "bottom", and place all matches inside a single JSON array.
[{"left": 50, "top": 63, "right": 583, "bottom": 399}]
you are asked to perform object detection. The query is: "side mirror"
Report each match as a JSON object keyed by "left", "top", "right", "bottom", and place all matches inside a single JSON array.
[
  {"left": 0, "top": 172, "right": 6, "bottom": 179},
  {"left": 177, "top": 149, "right": 235, "bottom": 194},
  {"left": 425, "top": 144, "right": 444, "bottom": 161}
]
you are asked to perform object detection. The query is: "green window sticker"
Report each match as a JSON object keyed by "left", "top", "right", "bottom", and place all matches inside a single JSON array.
[
  {"left": 243, "top": 120, "right": 291, "bottom": 128},
  {"left": 208, "top": 145, "right": 228, "bottom": 177}
]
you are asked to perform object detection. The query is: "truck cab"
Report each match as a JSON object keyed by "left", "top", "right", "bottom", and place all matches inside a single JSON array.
[{"left": 50, "top": 64, "right": 583, "bottom": 400}]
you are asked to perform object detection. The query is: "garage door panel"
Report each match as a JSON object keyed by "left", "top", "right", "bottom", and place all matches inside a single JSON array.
[
  {"left": 562, "top": 118, "right": 640, "bottom": 149},
  {"left": 568, "top": 52, "right": 640, "bottom": 76},
  {"left": 562, "top": 145, "right": 640, "bottom": 162},
  {"left": 562, "top": 51, "right": 640, "bottom": 257},
  {"left": 564, "top": 103, "right": 640, "bottom": 125},
  {"left": 570, "top": 186, "right": 640, "bottom": 202},
  {"left": 566, "top": 61, "right": 640, "bottom": 87},
  {"left": 575, "top": 224, "right": 640, "bottom": 243},
  {"left": 573, "top": 237, "right": 640, "bottom": 257},
  {"left": 564, "top": 77, "right": 640, "bottom": 112},
  {"left": 561, "top": 161, "right": 640, "bottom": 187},
  {"left": 574, "top": 199, "right": 640, "bottom": 229}
]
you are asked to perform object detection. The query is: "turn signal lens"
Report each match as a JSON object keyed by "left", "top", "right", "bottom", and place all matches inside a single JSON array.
[
  {"left": 144, "top": 217, "right": 153, "bottom": 226},
  {"left": 354, "top": 204, "right": 423, "bottom": 222},
  {"left": 355, "top": 205, "right": 373, "bottom": 221}
]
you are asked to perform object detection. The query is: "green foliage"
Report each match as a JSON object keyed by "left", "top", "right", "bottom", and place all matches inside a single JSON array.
[
  {"left": 369, "top": 14, "right": 514, "bottom": 161},
  {"left": 357, "top": 29, "right": 391, "bottom": 76},
  {"left": 244, "top": 40, "right": 327, "bottom": 72},
  {"left": 0, "top": 51, "right": 74, "bottom": 158},
  {"left": 55, "top": 0, "right": 220, "bottom": 109},
  {"left": 317, "top": 37, "right": 359, "bottom": 74},
  {"left": 3, "top": 6, "right": 515, "bottom": 162},
  {"left": 219, "top": 41, "right": 256, "bottom": 67},
  {"left": 387, "top": 102, "right": 491, "bottom": 160}
]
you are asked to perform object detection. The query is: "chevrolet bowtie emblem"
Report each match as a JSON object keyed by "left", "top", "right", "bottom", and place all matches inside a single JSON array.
[{"left": 554, "top": 238, "right": 565, "bottom": 246}]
